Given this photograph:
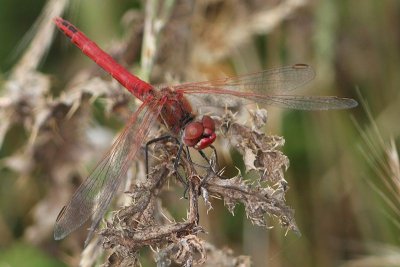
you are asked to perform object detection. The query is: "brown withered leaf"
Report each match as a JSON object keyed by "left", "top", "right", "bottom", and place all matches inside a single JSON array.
[{"left": 218, "top": 109, "right": 289, "bottom": 183}]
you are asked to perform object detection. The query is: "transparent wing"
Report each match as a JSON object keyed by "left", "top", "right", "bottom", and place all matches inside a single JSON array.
[
  {"left": 54, "top": 99, "right": 164, "bottom": 244},
  {"left": 175, "top": 64, "right": 315, "bottom": 94},
  {"left": 173, "top": 64, "right": 357, "bottom": 110},
  {"left": 239, "top": 95, "right": 358, "bottom": 110}
]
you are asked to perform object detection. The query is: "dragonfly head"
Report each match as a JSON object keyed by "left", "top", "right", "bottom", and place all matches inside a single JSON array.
[{"left": 182, "top": 116, "right": 216, "bottom": 150}]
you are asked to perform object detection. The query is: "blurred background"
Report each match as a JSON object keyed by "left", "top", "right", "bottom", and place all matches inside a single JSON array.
[{"left": 1, "top": 0, "right": 399, "bottom": 266}]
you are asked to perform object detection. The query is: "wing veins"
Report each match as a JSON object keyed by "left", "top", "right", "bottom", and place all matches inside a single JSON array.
[
  {"left": 54, "top": 99, "right": 164, "bottom": 242},
  {"left": 174, "top": 65, "right": 315, "bottom": 94}
]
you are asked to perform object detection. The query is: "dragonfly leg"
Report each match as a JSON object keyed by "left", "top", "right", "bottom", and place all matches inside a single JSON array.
[
  {"left": 199, "top": 145, "right": 220, "bottom": 171},
  {"left": 185, "top": 145, "right": 226, "bottom": 185},
  {"left": 184, "top": 146, "right": 218, "bottom": 170},
  {"left": 173, "top": 142, "right": 188, "bottom": 185},
  {"left": 197, "top": 146, "right": 228, "bottom": 182},
  {"left": 174, "top": 143, "right": 194, "bottom": 199},
  {"left": 145, "top": 135, "right": 187, "bottom": 186},
  {"left": 145, "top": 135, "right": 179, "bottom": 177},
  {"left": 146, "top": 135, "right": 190, "bottom": 195},
  {"left": 146, "top": 136, "right": 225, "bottom": 197}
]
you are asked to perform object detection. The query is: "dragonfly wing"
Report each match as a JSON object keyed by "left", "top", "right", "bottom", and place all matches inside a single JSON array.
[
  {"left": 54, "top": 98, "right": 164, "bottom": 244},
  {"left": 173, "top": 64, "right": 357, "bottom": 110},
  {"left": 174, "top": 64, "right": 315, "bottom": 95},
  {"left": 241, "top": 94, "right": 358, "bottom": 110},
  {"left": 179, "top": 88, "right": 357, "bottom": 110}
]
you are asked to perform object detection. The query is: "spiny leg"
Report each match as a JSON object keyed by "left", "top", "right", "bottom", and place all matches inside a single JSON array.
[
  {"left": 198, "top": 145, "right": 220, "bottom": 171},
  {"left": 145, "top": 135, "right": 178, "bottom": 177},
  {"left": 184, "top": 146, "right": 217, "bottom": 170},
  {"left": 146, "top": 135, "right": 189, "bottom": 190},
  {"left": 173, "top": 142, "right": 189, "bottom": 186},
  {"left": 185, "top": 145, "right": 226, "bottom": 182}
]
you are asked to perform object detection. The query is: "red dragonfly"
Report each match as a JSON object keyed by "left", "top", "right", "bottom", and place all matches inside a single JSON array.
[{"left": 53, "top": 17, "right": 357, "bottom": 243}]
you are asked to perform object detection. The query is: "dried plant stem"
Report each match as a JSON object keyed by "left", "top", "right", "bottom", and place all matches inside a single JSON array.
[
  {"left": 141, "top": 0, "right": 175, "bottom": 80},
  {"left": 12, "top": 0, "right": 68, "bottom": 77}
]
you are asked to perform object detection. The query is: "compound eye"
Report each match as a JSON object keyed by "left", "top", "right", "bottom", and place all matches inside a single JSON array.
[
  {"left": 202, "top": 116, "right": 215, "bottom": 131},
  {"left": 183, "top": 122, "right": 203, "bottom": 144}
]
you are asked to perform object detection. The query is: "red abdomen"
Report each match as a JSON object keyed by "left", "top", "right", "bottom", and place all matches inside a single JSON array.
[{"left": 54, "top": 17, "right": 153, "bottom": 101}]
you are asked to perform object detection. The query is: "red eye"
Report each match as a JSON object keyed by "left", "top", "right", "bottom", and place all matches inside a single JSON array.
[
  {"left": 202, "top": 116, "right": 215, "bottom": 131},
  {"left": 183, "top": 122, "right": 203, "bottom": 141}
]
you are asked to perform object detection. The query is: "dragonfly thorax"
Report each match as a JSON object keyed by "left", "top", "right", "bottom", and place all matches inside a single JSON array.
[
  {"left": 158, "top": 88, "right": 216, "bottom": 150},
  {"left": 158, "top": 88, "right": 195, "bottom": 135}
]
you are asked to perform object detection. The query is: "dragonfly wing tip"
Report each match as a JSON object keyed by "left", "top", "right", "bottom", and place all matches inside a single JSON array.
[{"left": 53, "top": 225, "right": 66, "bottom": 241}]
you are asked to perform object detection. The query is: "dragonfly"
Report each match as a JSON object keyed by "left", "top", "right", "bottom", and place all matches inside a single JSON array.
[{"left": 53, "top": 17, "right": 358, "bottom": 244}]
